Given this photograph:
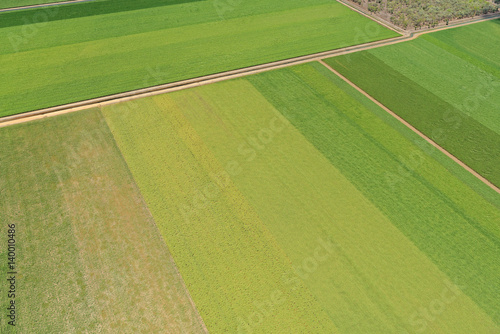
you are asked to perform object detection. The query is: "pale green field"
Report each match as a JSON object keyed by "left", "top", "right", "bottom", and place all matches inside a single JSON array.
[
  {"left": 0, "top": 110, "right": 206, "bottom": 333},
  {"left": 102, "top": 62, "right": 500, "bottom": 333},
  {"left": 102, "top": 97, "right": 339, "bottom": 333}
]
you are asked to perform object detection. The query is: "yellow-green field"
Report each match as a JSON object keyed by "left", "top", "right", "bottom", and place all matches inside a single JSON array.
[
  {"left": 1, "top": 14, "right": 498, "bottom": 333},
  {"left": 0, "top": 110, "right": 206, "bottom": 333},
  {"left": 324, "top": 19, "right": 500, "bottom": 187},
  {"left": 99, "top": 62, "right": 500, "bottom": 333}
]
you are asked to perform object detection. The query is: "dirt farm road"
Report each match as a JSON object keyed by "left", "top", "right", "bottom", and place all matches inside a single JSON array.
[
  {"left": 2, "top": 11, "right": 499, "bottom": 128},
  {"left": 0, "top": 9, "right": 498, "bottom": 193},
  {"left": 318, "top": 60, "right": 500, "bottom": 195}
]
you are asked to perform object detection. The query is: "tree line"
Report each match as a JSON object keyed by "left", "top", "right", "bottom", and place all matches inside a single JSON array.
[{"left": 350, "top": 0, "right": 499, "bottom": 29}]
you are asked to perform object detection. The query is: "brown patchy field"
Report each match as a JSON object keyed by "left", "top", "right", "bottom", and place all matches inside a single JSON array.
[{"left": 0, "top": 109, "right": 206, "bottom": 333}]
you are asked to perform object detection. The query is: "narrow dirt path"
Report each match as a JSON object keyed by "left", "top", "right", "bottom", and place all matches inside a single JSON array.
[{"left": 318, "top": 59, "right": 500, "bottom": 195}]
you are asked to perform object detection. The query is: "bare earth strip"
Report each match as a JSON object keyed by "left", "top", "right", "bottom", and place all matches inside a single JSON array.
[{"left": 318, "top": 59, "right": 500, "bottom": 195}]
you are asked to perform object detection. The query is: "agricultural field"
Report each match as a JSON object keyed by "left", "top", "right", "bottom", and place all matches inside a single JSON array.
[
  {"left": 1, "top": 0, "right": 499, "bottom": 333},
  {"left": 325, "top": 19, "right": 500, "bottom": 188},
  {"left": 100, "top": 62, "right": 500, "bottom": 333},
  {"left": 0, "top": 110, "right": 206, "bottom": 332},
  {"left": 0, "top": 0, "right": 399, "bottom": 117}
]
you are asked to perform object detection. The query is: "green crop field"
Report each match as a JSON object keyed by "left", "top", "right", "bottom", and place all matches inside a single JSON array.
[
  {"left": 0, "top": 0, "right": 399, "bottom": 118},
  {"left": 1, "top": 4, "right": 498, "bottom": 332},
  {"left": 0, "top": 110, "right": 206, "bottom": 332},
  {"left": 101, "top": 92, "right": 338, "bottom": 333},
  {"left": 324, "top": 19, "right": 500, "bottom": 188},
  {"left": 101, "top": 62, "right": 500, "bottom": 333}
]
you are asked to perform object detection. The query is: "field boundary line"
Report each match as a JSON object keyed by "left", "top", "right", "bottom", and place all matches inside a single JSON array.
[
  {"left": 318, "top": 59, "right": 500, "bottom": 195},
  {"left": 0, "top": 0, "right": 94, "bottom": 13},
  {"left": 97, "top": 110, "right": 210, "bottom": 333},
  {"left": 0, "top": 13, "right": 499, "bottom": 128}
]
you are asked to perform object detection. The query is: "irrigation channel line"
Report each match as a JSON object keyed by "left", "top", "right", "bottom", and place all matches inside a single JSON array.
[
  {"left": 0, "top": 0, "right": 95, "bottom": 13},
  {"left": 318, "top": 60, "right": 500, "bottom": 195},
  {"left": 2, "top": 11, "right": 500, "bottom": 129}
]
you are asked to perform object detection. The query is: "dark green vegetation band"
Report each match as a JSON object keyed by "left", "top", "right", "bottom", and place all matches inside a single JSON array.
[
  {"left": 324, "top": 52, "right": 500, "bottom": 188},
  {"left": 0, "top": 0, "right": 204, "bottom": 29}
]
